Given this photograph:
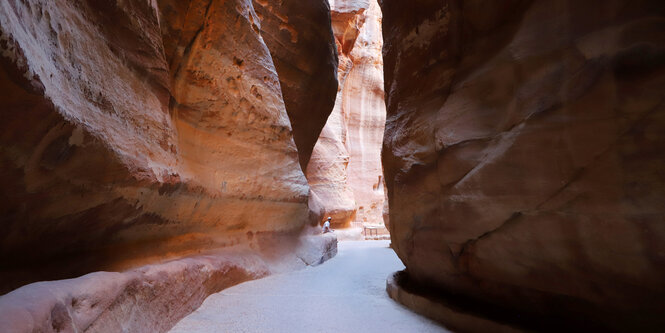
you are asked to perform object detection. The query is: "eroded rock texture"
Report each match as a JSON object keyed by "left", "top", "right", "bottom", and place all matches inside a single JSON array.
[
  {"left": 0, "top": 250, "right": 269, "bottom": 333},
  {"left": 307, "top": 0, "right": 386, "bottom": 228},
  {"left": 381, "top": 0, "right": 665, "bottom": 330},
  {"left": 252, "top": 0, "right": 338, "bottom": 171},
  {"left": 0, "top": 232, "right": 337, "bottom": 333},
  {"left": 0, "top": 0, "right": 336, "bottom": 296}
]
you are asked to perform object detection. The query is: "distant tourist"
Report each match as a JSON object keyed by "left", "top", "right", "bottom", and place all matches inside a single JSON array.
[{"left": 322, "top": 217, "right": 334, "bottom": 233}]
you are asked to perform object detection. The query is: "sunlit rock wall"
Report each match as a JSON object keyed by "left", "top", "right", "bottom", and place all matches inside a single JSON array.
[
  {"left": 381, "top": 0, "right": 665, "bottom": 330},
  {"left": 0, "top": 0, "right": 336, "bottom": 294},
  {"left": 307, "top": 0, "right": 386, "bottom": 228}
]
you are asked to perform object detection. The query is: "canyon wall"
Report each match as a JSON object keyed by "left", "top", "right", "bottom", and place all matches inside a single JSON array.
[
  {"left": 0, "top": 0, "right": 337, "bottom": 296},
  {"left": 252, "top": 0, "right": 339, "bottom": 171},
  {"left": 381, "top": 0, "right": 665, "bottom": 331},
  {"left": 307, "top": 0, "right": 386, "bottom": 228}
]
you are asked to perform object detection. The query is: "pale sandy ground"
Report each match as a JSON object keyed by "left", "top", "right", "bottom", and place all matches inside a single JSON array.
[{"left": 170, "top": 240, "right": 449, "bottom": 333}]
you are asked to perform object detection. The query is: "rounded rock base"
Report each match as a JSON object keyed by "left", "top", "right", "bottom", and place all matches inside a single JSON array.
[{"left": 386, "top": 271, "right": 523, "bottom": 333}]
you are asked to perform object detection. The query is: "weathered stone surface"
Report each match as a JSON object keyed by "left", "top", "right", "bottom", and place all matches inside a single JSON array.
[
  {"left": 0, "top": 233, "right": 337, "bottom": 333},
  {"left": 306, "top": 0, "right": 386, "bottom": 228},
  {"left": 0, "top": 0, "right": 339, "bottom": 295},
  {"left": 0, "top": 252, "right": 268, "bottom": 333},
  {"left": 306, "top": 85, "right": 358, "bottom": 226},
  {"left": 295, "top": 232, "right": 338, "bottom": 266},
  {"left": 252, "top": 0, "right": 338, "bottom": 171},
  {"left": 0, "top": 0, "right": 340, "bottom": 330},
  {"left": 381, "top": 0, "right": 665, "bottom": 330},
  {"left": 342, "top": 0, "right": 386, "bottom": 226}
]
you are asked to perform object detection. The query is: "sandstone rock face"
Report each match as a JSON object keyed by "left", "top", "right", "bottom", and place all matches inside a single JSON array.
[
  {"left": 307, "top": 0, "right": 386, "bottom": 228},
  {"left": 0, "top": 252, "right": 269, "bottom": 333},
  {"left": 0, "top": 0, "right": 335, "bottom": 295},
  {"left": 0, "top": 233, "right": 337, "bottom": 333},
  {"left": 381, "top": 0, "right": 665, "bottom": 330},
  {"left": 252, "top": 0, "right": 339, "bottom": 171}
]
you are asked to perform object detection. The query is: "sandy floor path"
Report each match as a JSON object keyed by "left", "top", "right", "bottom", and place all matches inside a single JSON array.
[{"left": 170, "top": 240, "right": 448, "bottom": 333}]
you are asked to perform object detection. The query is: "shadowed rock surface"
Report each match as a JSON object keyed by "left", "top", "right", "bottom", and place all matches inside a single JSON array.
[{"left": 381, "top": 0, "right": 665, "bottom": 331}]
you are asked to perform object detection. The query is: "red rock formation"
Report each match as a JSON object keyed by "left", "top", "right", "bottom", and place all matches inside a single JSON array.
[
  {"left": 252, "top": 0, "right": 339, "bottom": 171},
  {"left": 307, "top": 0, "right": 386, "bottom": 229},
  {"left": 0, "top": 0, "right": 340, "bottom": 330},
  {"left": 0, "top": 251, "right": 269, "bottom": 333},
  {"left": 0, "top": 0, "right": 336, "bottom": 297},
  {"left": 381, "top": 0, "right": 665, "bottom": 330},
  {"left": 0, "top": 232, "right": 337, "bottom": 332}
]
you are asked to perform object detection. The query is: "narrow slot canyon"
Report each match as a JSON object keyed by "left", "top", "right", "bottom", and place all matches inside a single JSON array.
[
  {"left": 0, "top": 0, "right": 664, "bottom": 332},
  {"left": 308, "top": 0, "right": 388, "bottom": 237}
]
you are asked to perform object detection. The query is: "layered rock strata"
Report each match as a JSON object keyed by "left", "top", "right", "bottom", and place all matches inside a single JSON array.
[
  {"left": 307, "top": 0, "right": 386, "bottom": 228},
  {"left": 381, "top": 0, "right": 665, "bottom": 330},
  {"left": 0, "top": 0, "right": 336, "bottom": 296}
]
